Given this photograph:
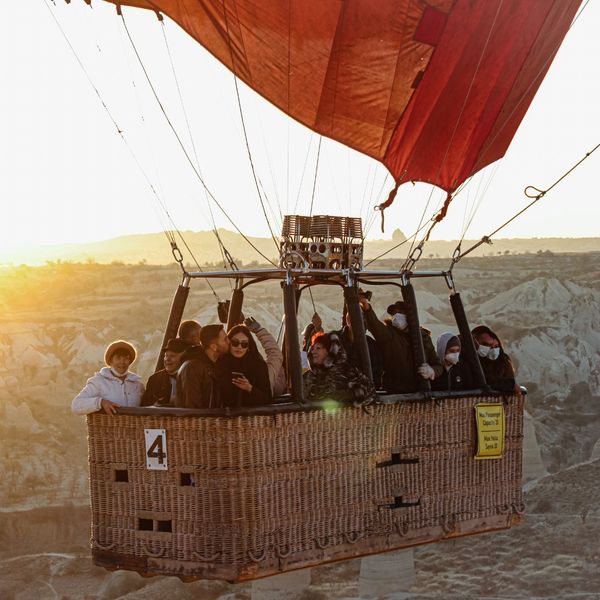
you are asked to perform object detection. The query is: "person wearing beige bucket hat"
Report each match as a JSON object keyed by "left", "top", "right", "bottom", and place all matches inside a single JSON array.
[
  {"left": 72, "top": 339, "right": 144, "bottom": 416},
  {"left": 104, "top": 340, "right": 137, "bottom": 366}
]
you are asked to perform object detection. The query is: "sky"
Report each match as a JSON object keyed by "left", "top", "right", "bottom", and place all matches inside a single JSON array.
[{"left": 1, "top": 1, "right": 599, "bottom": 263}]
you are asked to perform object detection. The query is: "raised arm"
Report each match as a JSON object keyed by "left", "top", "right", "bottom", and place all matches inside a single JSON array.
[
  {"left": 245, "top": 317, "right": 283, "bottom": 391},
  {"left": 360, "top": 299, "right": 392, "bottom": 344}
]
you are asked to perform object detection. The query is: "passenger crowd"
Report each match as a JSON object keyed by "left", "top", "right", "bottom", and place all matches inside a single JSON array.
[{"left": 71, "top": 291, "right": 519, "bottom": 416}]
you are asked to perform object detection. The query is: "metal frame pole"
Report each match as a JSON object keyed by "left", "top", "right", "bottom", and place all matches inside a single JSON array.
[
  {"left": 449, "top": 291, "right": 489, "bottom": 390},
  {"left": 154, "top": 277, "right": 190, "bottom": 372},
  {"left": 400, "top": 277, "right": 431, "bottom": 392},
  {"left": 226, "top": 287, "right": 245, "bottom": 332},
  {"left": 343, "top": 285, "right": 373, "bottom": 383},
  {"left": 283, "top": 273, "right": 304, "bottom": 402}
]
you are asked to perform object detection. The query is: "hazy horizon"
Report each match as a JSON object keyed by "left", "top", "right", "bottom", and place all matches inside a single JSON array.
[{"left": 1, "top": 226, "right": 598, "bottom": 267}]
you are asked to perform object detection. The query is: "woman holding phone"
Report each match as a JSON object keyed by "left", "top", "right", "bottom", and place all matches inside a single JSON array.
[{"left": 216, "top": 324, "right": 272, "bottom": 408}]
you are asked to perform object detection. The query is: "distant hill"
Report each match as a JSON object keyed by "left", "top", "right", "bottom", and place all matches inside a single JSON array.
[{"left": 1, "top": 228, "right": 599, "bottom": 266}]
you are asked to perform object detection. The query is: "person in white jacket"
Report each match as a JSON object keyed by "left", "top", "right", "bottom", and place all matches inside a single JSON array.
[
  {"left": 244, "top": 317, "right": 287, "bottom": 396},
  {"left": 71, "top": 340, "right": 145, "bottom": 416}
]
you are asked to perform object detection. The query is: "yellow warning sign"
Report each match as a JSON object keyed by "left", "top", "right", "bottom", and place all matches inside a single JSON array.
[{"left": 474, "top": 403, "right": 505, "bottom": 459}]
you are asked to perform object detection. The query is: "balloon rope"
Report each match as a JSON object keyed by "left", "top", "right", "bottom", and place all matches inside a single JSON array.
[
  {"left": 119, "top": 12, "right": 277, "bottom": 267},
  {"left": 309, "top": 137, "right": 323, "bottom": 217},
  {"left": 221, "top": 0, "right": 282, "bottom": 255},
  {"left": 293, "top": 136, "right": 315, "bottom": 214},
  {"left": 450, "top": 142, "right": 600, "bottom": 268},
  {"left": 160, "top": 21, "right": 233, "bottom": 286},
  {"left": 44, "top": 0, "right": 222, "bottom": 297}
]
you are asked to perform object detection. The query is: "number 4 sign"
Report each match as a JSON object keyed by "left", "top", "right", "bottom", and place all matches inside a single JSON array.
[{"left": 144, "top": 429, "right": 168, "bottom": 470}]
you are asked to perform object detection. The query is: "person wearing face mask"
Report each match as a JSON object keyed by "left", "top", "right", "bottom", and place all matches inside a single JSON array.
[
  {"left": 359, "top": 298, "right": 442, "bottom": 393},
  {"left": 471, "top": 325, "right": 520, "bottom": 394},
  {"left": 71, "top": 340, "right": 144, "bottom": 416},
  {"left": 431, "top": 333, "right": 473, "bottom": 392}
]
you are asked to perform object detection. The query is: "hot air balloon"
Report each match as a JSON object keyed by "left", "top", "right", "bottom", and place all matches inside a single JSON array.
[{"left": 72, "top": 0, "right": 583, "bottom": 582}]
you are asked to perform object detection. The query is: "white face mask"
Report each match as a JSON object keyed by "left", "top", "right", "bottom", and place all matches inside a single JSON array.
[
  {"left": 478, "top": 344, "right": 500, "bottom": 360},
  {"left": 445, "top": 352, "right": 460, "bottom": 365},
  {"left": 477, "top": 344, "right": 490, "bottom": 358},
  {"left": 391, "top": 313, "right": 408, "bottom": 330},
  {"left": 488, "top": 347, "right": 500, "bottom": 361}
]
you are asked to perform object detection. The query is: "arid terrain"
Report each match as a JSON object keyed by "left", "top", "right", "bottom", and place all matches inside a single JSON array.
[{"left": 1, "top": 249, "right": 599, "bottom": 599}]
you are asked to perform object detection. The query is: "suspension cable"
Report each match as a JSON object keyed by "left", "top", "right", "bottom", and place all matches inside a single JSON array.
[
  {"left": 364, "top": 171, "right": 391, "bottom": 239},
  {"left": 449, "top": 142, "right": 600, "bottom": 270},
  {"left": 220, "top": 0, "right": 282, "bottom": 255},
  {"left": 293, "top": 135, "right": 315, "bottom": 214},
  {"left": 160, "top": 20, "right": 233, "bottom": 280},
  {"left": 308, "top": 286, "right": 317, "bottom": 314},
  {"left": 119, "top": 12, "right": 277, "bottom": 267},
  {"left": 309, "top": 136, "right": 323, "bottom": 217},
  {"left": 363, "top": 219, "right": 431, "bottom": 267},
  {"left": 45, "top": 0, "right": 222, "bottom": 297}
]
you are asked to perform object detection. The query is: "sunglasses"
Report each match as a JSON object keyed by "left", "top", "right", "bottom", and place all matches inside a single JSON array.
[{"left": 230, "top": 339, "right": 249, "bottom": 348}]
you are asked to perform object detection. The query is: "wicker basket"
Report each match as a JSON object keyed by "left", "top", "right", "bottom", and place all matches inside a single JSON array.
[{"left": 87, "top": 393, "right": 523, "bottom": 581}]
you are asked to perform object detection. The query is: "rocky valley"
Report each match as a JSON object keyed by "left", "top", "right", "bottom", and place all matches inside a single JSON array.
[{"left": 1, "top": 251, "right": 599, "bottom": 598}]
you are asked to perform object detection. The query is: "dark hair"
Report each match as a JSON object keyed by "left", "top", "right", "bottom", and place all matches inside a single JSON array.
[
  {"left": 112, "top": 348, "right": 132, "bottom": 359},
  {"left": 227, "top": 324, "right": 260, "bottom": 357},
  {"left": 200, "top": 324, "right": 223, "bottom": 348},
  {"left": 178, "top": 319, "right": 201, "bottom": 342}
]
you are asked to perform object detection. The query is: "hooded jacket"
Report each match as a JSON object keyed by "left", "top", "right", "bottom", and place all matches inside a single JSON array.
[
  {"left": 303, "top": 333, "right": 375, "bottom": 405},
  {"left": 431, "top": 331, "right": 473, "bottom": 392},
  {"left": 71, "top": 367, "right": 144, "bottom": 415},
  {"left": 176, "top": 347, "right": 220, "bottom": 409},
  {"left": 364, "top": 307, "right": 442, "bottom": 393},
  {"left": 471, "top": 325, "right": 516, "bottom": 393}
]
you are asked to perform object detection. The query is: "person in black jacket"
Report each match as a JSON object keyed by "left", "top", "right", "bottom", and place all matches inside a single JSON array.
[
  {"left": 216, "top": 324, "right": 272, "bottom": 409},
  {"left": 472, "top": 325, "right": 521, "bottom": 394},
  {"left": 176, "top": 324, "right": 230, "bottom": 409},
  {"left": 142, "top": 337, "right": 188, "bottom": 406},
  {"left": 431, "top": 332, "right": 473, "bottom": 392},
  {"left": 359, "top": 298, "right": 442, "bottom": 393}
]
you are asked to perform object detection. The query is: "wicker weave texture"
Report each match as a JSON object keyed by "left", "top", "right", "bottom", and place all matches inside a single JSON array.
[{"left": 88, "top": 395, "right": 523, "bottom": 580}]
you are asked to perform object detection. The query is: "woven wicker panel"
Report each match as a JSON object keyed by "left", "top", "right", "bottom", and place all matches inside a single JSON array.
[{"left": 88, "top": 394, "right": 523, "bottom": 581}]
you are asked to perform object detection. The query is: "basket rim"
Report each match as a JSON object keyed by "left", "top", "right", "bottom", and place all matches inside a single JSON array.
[{"left": 109, "top": 388, "right": 512, "bottom": 419}]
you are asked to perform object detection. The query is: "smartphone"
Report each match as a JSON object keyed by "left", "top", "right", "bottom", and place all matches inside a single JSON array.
[{"left": 231, "top": 372, "right": 245, "bottom": 379}]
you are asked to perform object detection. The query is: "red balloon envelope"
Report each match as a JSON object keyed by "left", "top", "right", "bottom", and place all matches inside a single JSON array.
[{"left": 105, "top": 0, "right": 582, "bottom": 198}]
